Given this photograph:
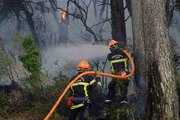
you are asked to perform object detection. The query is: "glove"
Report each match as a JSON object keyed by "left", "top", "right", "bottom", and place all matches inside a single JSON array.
[
  {"left": 95, "top": 71, "right": 101, "bottom": 77},
  {"left": 67, "top": 96, "right": 73, "bottom": 106},
  {"left": 119, "top": 48, "right": 124, "bottom": 52},
  {"left": 116, "top": 70, "right": 127, "bottom": 76},
  {"left": 119, "top": 70, "right": 126, "bottom": 76}
]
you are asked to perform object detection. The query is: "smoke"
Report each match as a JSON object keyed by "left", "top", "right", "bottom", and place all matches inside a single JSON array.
[
  {"left": 169, "top": 11, "right": 180, "bottom": 46},
  {"left": 42, "top": 44, "right": 109, "bottom": 76}
]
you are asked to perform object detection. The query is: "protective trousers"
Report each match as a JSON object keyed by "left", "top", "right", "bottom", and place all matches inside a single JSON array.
[
  {"left": 68, "top": 106, "right": 87, "bottom": 120},
  {"left": 107, "top": 78, "right": 129, "bottom": 101}
]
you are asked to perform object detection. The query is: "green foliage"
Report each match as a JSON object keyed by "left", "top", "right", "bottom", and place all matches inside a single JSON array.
[
  {"left": 0, "top": 56, "right": 13, "bottom": 66},
  {"left": 43, "top": 74, "right": 70, "bottom": 118},
  {"left": 18, "top": 35, "right": 41, "bottom": 73},
  {"left": 0, "top": 55, "right": 13, "bottom": 77},
  {"left": 0, "top": 74, "right": 70, "bottom": 120},
  {"left": 103, "top": 99, "right": 136, "bottom": 120},
  {"left": 18, "top": 35, "right": 41, "bottom": 88},
  {"left": 0, "top": 92, "right": 10, "bottom": 117},
  {"left": 0, "top": 39, "right": 14, "bottom": 77}
]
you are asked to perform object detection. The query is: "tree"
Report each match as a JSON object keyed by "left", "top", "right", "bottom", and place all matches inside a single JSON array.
[
  {"left": 52, "top": 0, "right": 128, "bottom": 44},
  {"left": 48, "top": 0, "right": 63, "bottom": 43},
  {"left": 130, "top": 1, "right": 146, "bottom": 118},
  {"left": 131, "top": 0, "right": 179, "bottom": 119},
  {"left": 66, "top": 0, "right": 99, "bottom": 43},
  {"left": 111, "top": 0, "right": 126, "bottom": 45},
  {"left": 0, "top": 0, "right": 50, "bottom": 47},
  {"left": 176, "top": 0, "right": 180, "bottom": 11}
]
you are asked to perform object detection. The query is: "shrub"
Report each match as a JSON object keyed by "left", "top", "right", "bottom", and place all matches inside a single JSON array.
[
  {"left": 0, "top": 92, "right": 10, "bottom": 117},
  {"left": 18, "top": 35, "right": 41, "bottom": 90}
]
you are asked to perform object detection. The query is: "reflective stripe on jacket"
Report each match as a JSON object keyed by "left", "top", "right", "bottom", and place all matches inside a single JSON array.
[
  {"left": 69, "top": 73, "right": 101, "bottom": 109},
  {"left": 108, "top": 49, "right": 129, "bottom": 74}
]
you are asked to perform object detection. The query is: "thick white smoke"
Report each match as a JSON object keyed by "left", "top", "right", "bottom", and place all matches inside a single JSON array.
[{"left": 42, "top": 44, "right": 109, "bottom": 76}]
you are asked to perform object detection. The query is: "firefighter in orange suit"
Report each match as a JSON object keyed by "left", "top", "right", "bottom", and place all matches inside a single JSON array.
[{"left": 67, "top": 60, "right": 102, "bottom": 120}]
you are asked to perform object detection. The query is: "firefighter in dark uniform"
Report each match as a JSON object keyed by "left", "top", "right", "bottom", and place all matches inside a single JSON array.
[
  {"left": 68, "top": 60, "right": 102, "bottom": 120},
  {"left": 106, "top": 40, "right": 130, "bottom": 103}
]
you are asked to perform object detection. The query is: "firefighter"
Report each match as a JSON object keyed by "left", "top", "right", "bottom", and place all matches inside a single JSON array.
[
  {"left": 67, "top": 60, "right": 102, "bottom": 120},
  {"left": 106, "top": 40, "right": 130, "bottom": 103}
]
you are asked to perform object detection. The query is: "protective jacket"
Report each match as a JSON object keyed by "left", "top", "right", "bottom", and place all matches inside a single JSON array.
[
  {"left": 69, "top": 72, "right": 101, "bottom": 110},
  {"left": 107, "top": 49, "right": 129, "bottom": 74}
]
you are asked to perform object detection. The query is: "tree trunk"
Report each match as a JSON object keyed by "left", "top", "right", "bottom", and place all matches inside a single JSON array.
[
  {"left": 22, "top": 8, "right": 40, "bottom": 47},
  {"left": 111, "top": 0, "right": 126, "bottom": 45},
  {"left": 131, "top": 0, "right": 145, "bottom": 90},
  {"left": 176, "top": 0, "right": 180, "bottom": 11},
  {"left": 49, "top": 0, "right": 62, "bottom": 43},
  {"left": 130, "top": 0, "right": 146, "bottom": 116},
  {"left": 15, "top": 12, "right": 22, "bottom": 32},
  {"left": 92, "top": 0, "right": 107, "bottom": 41},
  {"left": 131, "top": 0, "right": 179, "bottom": 119}
]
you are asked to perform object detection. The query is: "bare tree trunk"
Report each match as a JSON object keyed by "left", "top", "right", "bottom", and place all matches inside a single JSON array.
[
  {"left": 131, "top": 0, "right": 179, "bottom": 119},
  {"left": 130, "top": 0, "right": 146, "bottom": 116},
  {"left": 126, "top": 0, "right": 131, "bottom": 16},
  {"left": 92, "top": 0, "right": 97, "bottom": 17},
  {"left": 176, "top": 0, "right": 180, "bottom": 11},
  {"left": 21, "top": 7, "right": 40, "bottom": 47},
  {"left": 25, "top": 12, "right": 40, "bottom": 47},
  {"left": 92, "top": 0, "right": 107, "bottom": 41},
  {"left": 49, "top": 0, "right": 61, "bottom": 31},
  {"left": 131, "top": 0, "right": 145, "bottom": 89},
  {"left": 49, "top": 0, "right": 62, "bottom": 43},
  {"left": 111, "top": 0, "right": 126, "bottom": 45},
  {"left": 99, "top": 0, "right": 108, "bottom": 18},
  {"left": 15, "top": 12, "right": 22, "bottom": 32}
]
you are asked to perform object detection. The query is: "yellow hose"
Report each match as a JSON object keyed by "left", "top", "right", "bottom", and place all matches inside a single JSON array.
[{"left": 44, "top": 49, "right": 135, "bottom": 120}]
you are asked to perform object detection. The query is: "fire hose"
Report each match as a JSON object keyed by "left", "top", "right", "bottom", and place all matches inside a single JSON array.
[{"left": 44, "top": 49, "right": 135, "bottom": 120}]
